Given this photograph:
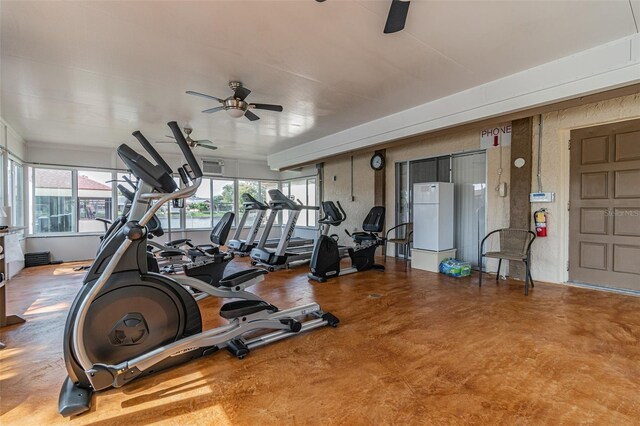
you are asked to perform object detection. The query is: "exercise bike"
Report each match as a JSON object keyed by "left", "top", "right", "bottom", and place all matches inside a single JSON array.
[
  {"left": 308, "top": 202, "right": 385, "bottom": 282},
  {"left": 58, "top": 122, "right": 339, "bottom": 417}
]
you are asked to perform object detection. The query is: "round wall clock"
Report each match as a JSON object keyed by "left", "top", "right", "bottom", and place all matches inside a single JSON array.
[{"left": 370, "top": 153, "right": 385, "bottom": 171}]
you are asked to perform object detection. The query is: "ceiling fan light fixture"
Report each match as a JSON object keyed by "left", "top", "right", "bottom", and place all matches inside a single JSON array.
[{"left": 225, "top": 108, "right": 246, "bottom": 118}]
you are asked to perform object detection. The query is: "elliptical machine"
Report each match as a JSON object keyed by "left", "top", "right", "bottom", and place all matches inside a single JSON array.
[
  {"left": 59, "top": 122, "right": 338, "bottom": 417},
  {"left": 308, "top": 202, "right": 385, "bottom": 282}
]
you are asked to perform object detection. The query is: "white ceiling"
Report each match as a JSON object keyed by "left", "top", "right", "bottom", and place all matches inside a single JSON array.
[{"left": 2, "top": 1, "right": 638, "bottom": 162}]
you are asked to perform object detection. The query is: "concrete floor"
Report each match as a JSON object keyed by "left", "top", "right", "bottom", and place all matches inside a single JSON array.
[{"left": 1, "top": 258, "right": 639, "bottom": 425}]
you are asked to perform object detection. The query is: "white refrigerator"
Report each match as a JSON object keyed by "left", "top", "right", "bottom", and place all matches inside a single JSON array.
[{"left": 413, "top": 182, "right": 454, "bottom": 251}]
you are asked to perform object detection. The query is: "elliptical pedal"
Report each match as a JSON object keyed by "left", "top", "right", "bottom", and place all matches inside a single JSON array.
[{"left": 227, "top": 339, "right": 250, "bottom": 359}]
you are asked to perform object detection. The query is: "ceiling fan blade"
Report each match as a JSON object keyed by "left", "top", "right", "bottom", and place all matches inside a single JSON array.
[
  {"left": 186, "top": 90, "right": 224, "bottom": 103},
  {"left": 234, "top": 86, "right": 251, "bottom": 101},
  {"left": 195, "top": 139, "right": 214, "bottom": 145},
  {"left": 165, "top": 135, "right": 176, "bottom": 139},
  {"left": 197, "top": 144, "right": 218, "bottom": 150},
  {"left": 251, "top": 103, "right": 283, "bottom": 112},
  {"left": 202, "top": 106, "right": 225, "bottom": 114},
  {"left": 244, "top": 110, "right": 260, "bottom": 121},
  {"left": 155, "top": 140, "right": 177, "bottom": 144},
  {"left": 384, "top": 0, "right": 410, "bottom": 34}
]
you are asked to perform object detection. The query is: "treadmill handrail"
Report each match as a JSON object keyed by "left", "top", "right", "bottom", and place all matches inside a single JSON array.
[{"left": 267, "top": 189, "right": 319, "bottom": 211}]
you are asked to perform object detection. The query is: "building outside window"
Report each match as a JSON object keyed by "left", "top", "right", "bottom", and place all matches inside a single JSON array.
[
  {"left": 77, "top": 170, "right": 113, "bottom": 233},
  {"left": 33, "top": 168, "right": 74, "bottom": 233}
]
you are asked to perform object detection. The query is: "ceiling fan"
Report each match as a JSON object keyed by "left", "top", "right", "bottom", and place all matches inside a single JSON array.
[
  {"left": 316, "top": 0, "right": 410, "bottom": 34},
  {"left": 186, "top": 81, "right": 283, "bottom": 121},
  {"left": 156, "top": 126, "right": 218, "bottom": 151}
]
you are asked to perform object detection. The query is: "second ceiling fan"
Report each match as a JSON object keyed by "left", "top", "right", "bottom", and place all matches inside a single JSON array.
[
  {"left": 156, "top": 126, "right": 218, "bottom": 151},
  {"left": 186, "top": 81, "right": 283, "bottom": 121}
]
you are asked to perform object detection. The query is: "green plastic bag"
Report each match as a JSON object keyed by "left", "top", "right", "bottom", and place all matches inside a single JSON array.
[{"left": 439, "top": 258, "right": 471, "bottom": 278}]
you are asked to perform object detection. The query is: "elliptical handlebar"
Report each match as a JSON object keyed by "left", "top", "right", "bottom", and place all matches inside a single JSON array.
[
  {"left": 132, "top": 130, "right": 173, "bottom": 175},
  {"left": 177, "top": 167, "right": 189, "bottom": 185},
  {"left": 117, "top": 184, "right": 135, "bottom": 202},
  {"left": 167, "top": 121, "right": 203, "bottom": 180},
  {"left": 122, "top": 175, "right": 137, "bottom": 190}
]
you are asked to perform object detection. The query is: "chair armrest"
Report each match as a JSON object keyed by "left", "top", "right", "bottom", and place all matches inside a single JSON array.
[
  {"left": 525, "top": 231, "right": 537, "bottom": 254},
  {"left": 95, "top": 218, "right": 111, "bottom": 225},
  {"left": 385, "top": 222, "right": 410, "bottom": 239},
  {"left": 479, "top": 229, "right": 502, "bottom": 255}
]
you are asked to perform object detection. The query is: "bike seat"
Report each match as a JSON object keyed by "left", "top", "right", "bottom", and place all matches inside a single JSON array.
[
  {"left": 219, "top": 269, "right": 267, "bottom": 288},
  {"left": 219, "top": 300, "right": 276, "bottom": 319}
]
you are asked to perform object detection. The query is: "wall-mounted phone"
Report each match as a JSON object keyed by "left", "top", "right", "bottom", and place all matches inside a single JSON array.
[{"left": 497, "top": 182, "right": 508, "bottom": 198}]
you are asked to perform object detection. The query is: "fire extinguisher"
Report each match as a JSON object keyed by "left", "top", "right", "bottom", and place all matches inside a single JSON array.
[{"left": 534, "top": 208, "right": 548, "bottom": 237}]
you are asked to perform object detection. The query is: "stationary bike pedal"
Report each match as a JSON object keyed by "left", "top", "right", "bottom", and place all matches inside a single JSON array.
[{"left": 227, "top": 339, "right": 250, "bottom": 359}]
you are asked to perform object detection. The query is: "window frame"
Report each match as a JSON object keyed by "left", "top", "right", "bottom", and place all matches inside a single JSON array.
[
  {"left": 280, "top": 176, "right": 318, "bottom": 229},
  {"left": 30, "top": 166, "right": 78, "bottom": 235}
]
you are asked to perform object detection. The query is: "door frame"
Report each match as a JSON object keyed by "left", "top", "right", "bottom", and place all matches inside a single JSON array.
[
  {"left": 394, "top": 149, "right": 488, "bottom": 264},
  {"left": 568, "top": 118, "right": 640, "bottom": 290}
]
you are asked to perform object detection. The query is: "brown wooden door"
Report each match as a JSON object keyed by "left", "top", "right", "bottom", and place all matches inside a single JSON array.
[{"left": 569, "top": 119, "right": 640, "bottom": 291}]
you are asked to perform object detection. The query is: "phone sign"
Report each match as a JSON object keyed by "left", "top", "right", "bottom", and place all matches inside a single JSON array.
[{"left": 481, "top": 123, "right": 512, "bottom": 148}]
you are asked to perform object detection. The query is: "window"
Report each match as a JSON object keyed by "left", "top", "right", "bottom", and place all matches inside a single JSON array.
[
  {"left": 0, "top": 152, "right": 3, "bottom": 207},
  {"left": 261, "top": 181, "right": 279, "bottom": 203},
  {"left": 25, "top": 167, "right": 317, "bottom": 235},
  {"left": 237, "top": 180, "right": 277, "bottom": 227},
  {"left": 212, "top": 179, "right": 234, "bottom": 225},
  {"left": 155, "top": 177, "right": 181, "bottom": 232},
  {"left": 77, "top": 170, "right": 113, "bottom": 233},
  {"left": 33, "top": 168, "right": 74, "bottom": 233},
  {"left": 281, "top": 177, "right": 317, "bottom": 228},
  {"left": 116, "top": 172, "right": 135, "bottom": 217},
  {"left": 185, "top": 178, "right": 212, "bottom": 229},
  {"left": 7, "top": 160, "right": 24, "bottom": 228}
]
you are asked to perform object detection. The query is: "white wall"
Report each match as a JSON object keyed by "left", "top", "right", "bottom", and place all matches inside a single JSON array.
[
  {"left": 26, "top": 141, "right": 281, "bottom": 180},
  {"left": 323, "top": 153, "right": 375, "bottom": 243},
  {"left": 1, "top": 117, "right": 27, "bottom": 277}
]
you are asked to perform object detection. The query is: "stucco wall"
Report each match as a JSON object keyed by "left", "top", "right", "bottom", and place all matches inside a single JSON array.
[
  {"left": 322, "top": 91, "right": 640, "bottom": 285},
  {"left": 530, "top": 92, "right": 640, "bottom": 284},
  {"left": 323, "top": 153, "right": 375, "bottom": 245},
  {"left": 322, "top": 129, "right": 511, "bottom": 267}
]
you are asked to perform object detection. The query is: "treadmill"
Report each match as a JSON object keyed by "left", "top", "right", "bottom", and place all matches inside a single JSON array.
[
  {"left": 227, "top": 193, "right": 269, "bottom": 256},
  {"left": 250, "top": 189, "right": 319, "bottom": 271},
  {"left": 228, "top": 193, "right": 313, "bottom": 256}
]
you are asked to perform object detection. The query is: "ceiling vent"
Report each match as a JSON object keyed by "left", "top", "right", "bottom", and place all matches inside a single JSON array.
[{"left": 202, "top": 159, "right": 224, "bottom": 176}]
